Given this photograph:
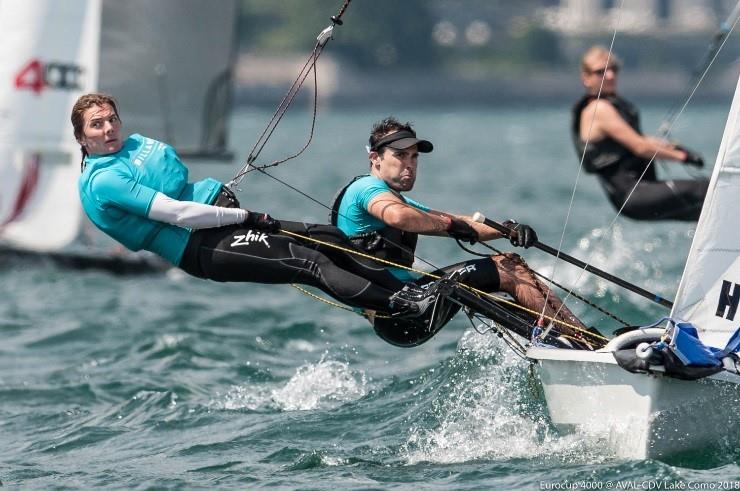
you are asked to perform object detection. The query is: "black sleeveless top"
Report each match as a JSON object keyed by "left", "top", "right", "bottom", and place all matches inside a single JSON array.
[{"left": 571, "top": 94, "right": 657, "bottom": 182}]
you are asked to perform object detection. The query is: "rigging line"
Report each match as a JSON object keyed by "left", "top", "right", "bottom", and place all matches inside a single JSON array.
[
  {"left": 544, "top": 9, "right": 740, "bottom": 340},
  {"left": 249, "top": 49, "right": 316, "bottom": 161},
  {"left": 290, "top": 283, "right": 392, "bottom": 319},
  {"left": 229, "top": 43, "right": 322, "bottom": 187},
  {"left": 658, "top": 0, "right": 740, "bottom": 137},
  {"left": 457, "top": 240, "right": 630, "bottom": 326},
  {"left": 229, "top": 0, "right": 352, "bottom": 188},
  {"left": 251, "top": 166, "right": 443, "bottom": 272},
  {"left": 280, "top": 228, "right": 607, "bottom": 341},
  {"left": 657, "top": 10, "right": 740, "bottom": 144},
  {"left": 249, "top": 51, "right": 321, "bottom": 174},
  {"left": 540, "top": 0, "right": 626, "bottom": 334},
  {"left": 465, "top": 310, "right": 529, "bottom": 359},
  {"left": 656, "top": 1, "right": 740, "bottom": 179}
]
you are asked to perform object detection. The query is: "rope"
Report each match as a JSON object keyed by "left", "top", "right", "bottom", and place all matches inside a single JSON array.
[
  {"left": 541, "top": 0, "right": 626, "bottom": 340},
  {"left": 279, "top": 229, "right": 608, "bottom": 343},
  {"left": 228, "top": 0, "right": 353, "bottom": 188},
  {"left": 658, "top": 0, "right": 740, "bottom": 136},
  {"left": 456, "top": 240, "right": 630, "bottom": 327},
  {"left": 229, "top": 43, "right": 321, "bottom": 187},
  {"left": 544, "top": 6, "right": 739, "bottom": 341},
  {"left": 290, "top": 283, "right": 391, "bottom": 319}
]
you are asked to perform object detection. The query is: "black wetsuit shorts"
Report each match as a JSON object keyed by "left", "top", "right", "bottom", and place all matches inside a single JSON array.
[{"left": 601, "top": 173, "right": 709, "bottom": 221}]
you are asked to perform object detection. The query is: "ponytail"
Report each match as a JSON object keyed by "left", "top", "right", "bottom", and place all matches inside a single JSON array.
[{"left": 79, "top": 146, "right": 88, "bottom": 172}]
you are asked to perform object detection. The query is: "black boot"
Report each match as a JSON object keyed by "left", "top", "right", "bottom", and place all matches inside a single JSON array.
[{"left": 388, "top": 279, "right": 456, "bottom": 318}]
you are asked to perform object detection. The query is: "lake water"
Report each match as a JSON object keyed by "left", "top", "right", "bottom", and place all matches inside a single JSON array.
[{"left": 1, "top": 102, "right": 738, "bottom": 489}]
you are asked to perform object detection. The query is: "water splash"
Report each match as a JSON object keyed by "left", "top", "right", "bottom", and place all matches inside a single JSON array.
[
  {"left": 401, "top": 330, "right": 609, "bottom": 465},
  {"left": 211, "top": 354, "right": 368, "bottom": 412},
  {"left": 271, "top": 356, "right": 368, "bottom": 411}
]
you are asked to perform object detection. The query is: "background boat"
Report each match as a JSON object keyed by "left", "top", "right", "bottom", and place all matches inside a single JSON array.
[{"left": 0, "top": 0, "right": 239, "bottom": 272}]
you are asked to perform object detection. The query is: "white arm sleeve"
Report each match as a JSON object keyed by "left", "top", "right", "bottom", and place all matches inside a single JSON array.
[{"left": 147, "top": 192, "right": 247, "bottom": 229}]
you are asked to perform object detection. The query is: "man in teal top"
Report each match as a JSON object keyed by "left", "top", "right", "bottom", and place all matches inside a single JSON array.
[
  {"left": 331, "top": 116, "right": 590, "bottom": 347},
  {"left": 336, "top": 174, "right": 430, "bottom": 281},
  {"left": 73, "top": 93, "right": 441, "bottom": 318}
]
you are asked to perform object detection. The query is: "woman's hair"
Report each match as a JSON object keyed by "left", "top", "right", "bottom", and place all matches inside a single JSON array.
[{"left": 70, "top": 93, "right": 120, "bottom": 170}]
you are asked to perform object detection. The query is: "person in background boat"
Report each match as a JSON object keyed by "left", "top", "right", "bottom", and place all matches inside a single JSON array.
[
  {"left": 72, "top": 93, "right": 442, "bottom": 318},
  {"left": 331, "top": 116, "right": 590, "bottom": 347},
  {"left": 573, "top": 45, "right": 709, "bottom": 221}
]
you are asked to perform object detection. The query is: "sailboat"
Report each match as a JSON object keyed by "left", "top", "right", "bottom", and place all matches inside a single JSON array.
[
  {"left": 0, "top": 0, "right": 238, "bottom": 271},
  {"left": 526, "top": 74, "right": 740, "bottom": 460}
]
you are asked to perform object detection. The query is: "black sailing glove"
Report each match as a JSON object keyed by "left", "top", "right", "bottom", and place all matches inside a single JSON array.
[
  {"left": 676, "top": 145, "right": 705, "bottom": 168},
  {"left": 244, "top": 211, "right": 281, "bottom": 233},
  {"left": 447, "top": 218, "right": 478, "bottom": 244},
  {"left": 503, "top": 220, "right": 538, "bottom": 248}
]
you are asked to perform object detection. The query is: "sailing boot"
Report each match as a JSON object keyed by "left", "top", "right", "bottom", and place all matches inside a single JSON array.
[{"left": 388, "top": 281, "right": 448, "bottom": 318}]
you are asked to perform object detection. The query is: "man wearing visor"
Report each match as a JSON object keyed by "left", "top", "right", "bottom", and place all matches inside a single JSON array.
[{"left": 331, "top": 116, "right": 589, "bottom": 347}]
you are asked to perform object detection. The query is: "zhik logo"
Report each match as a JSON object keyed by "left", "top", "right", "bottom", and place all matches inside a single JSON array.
[
  {"left": 14, "top": 59, "right": 83, "bottom": 94},
  {"left": 231, "top": 230, "right": 271, "bottom": 248},
  {"left": 716, "top": 280, "right": 740, "bottom": 321}
]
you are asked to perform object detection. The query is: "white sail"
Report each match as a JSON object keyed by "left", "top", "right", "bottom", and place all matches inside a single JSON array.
[
  {"left": 671, "top": 75, "right": 740, "bottom": 349},
  {"left": 0, "top": 0, "right": 101, "bottom": 251},
  {"left": 98, "top": 0, "right": 238, "bottom": 158}
]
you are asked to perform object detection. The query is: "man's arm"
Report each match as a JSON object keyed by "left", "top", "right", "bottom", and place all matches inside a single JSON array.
[
  {"left": 366, "top": 192, "right": 450, "bottom": 234},
  {"left": 427, "top": 210, "right": 507, "bottom": 241},
  {"left": 366, "top": 192, "right": 507, "bottom": 240},
  {"left": 585, "top": 100, "right": 687, "bottom": 162}
]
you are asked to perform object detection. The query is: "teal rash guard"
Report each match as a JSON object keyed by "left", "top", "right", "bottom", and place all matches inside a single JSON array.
[{"left": 78, "top": 134, "right": 222, "bottom": 265}]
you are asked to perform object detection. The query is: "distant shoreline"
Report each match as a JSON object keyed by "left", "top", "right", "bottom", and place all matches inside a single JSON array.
[{"left": 234, "top": 64, "right": 740, "bottom": 108}]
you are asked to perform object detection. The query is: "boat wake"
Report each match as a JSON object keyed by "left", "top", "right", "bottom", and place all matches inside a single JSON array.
[{"left": 400, "top": 329, "right": 614, "bottom": 465}]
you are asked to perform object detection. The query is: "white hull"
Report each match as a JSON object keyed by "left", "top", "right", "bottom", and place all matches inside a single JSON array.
[{"left": 527, "top": 345, "right": 740, "bottom": 460}]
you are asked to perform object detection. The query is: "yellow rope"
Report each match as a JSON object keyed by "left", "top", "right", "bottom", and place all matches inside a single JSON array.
[
  {"left": 290, "top": 283, "right": 391, "bottom": 319},
  {"left": 280, "top": 229, "right": 442, "bottom": 280},
  {"left": 279, "top": 229, "right": 608, "bottom": 342}
]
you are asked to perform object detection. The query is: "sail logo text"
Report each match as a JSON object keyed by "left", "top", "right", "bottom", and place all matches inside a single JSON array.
[
  {"left": 716, "top": 280, "right": 740, "bottom": 321},
  {"left": 231, "top": 231, "right": 270, "bottom": 248},
  {"left": 14, "top": 59, "right": 83, "bottom": 94}
]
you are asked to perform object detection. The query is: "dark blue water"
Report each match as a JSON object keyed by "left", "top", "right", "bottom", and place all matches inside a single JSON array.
[{"left": 2, "top": 105, "right": 739, "bottom": 488}]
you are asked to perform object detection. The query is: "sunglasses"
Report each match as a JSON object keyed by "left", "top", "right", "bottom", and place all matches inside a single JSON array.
[{"left": 589, "top": 65, "right": 620, "bottom": 76}]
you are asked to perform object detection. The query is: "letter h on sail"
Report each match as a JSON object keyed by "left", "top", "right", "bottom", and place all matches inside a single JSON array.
[{"left": 716, "top": 280, "right": 740, "bottom": 320}]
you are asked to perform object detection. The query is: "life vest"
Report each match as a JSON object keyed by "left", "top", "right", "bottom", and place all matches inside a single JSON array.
[
  {"left": 329, "top": 175, "right": 418, "bottom": 268},
  {"left": 571, "top": 94, "right": 655, "bottom": 180}
]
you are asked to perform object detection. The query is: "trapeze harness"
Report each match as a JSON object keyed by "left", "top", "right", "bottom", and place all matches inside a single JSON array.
[
  {"left": 329, "top": 174, "right": 419, "bottom": 269},
  {"left": 330, "top": 174, "right": 501, "bottom": 348},
  {"left": 571, "top": 94, "right": 708, "bottom": 221}
]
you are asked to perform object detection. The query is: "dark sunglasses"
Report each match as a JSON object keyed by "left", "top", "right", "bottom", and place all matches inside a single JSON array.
[{"left": 589, "top": 65, "right": 620, "bottom": 76}]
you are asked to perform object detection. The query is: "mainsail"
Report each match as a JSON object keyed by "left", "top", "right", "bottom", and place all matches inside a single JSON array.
[
  {"left": 98, "top": 0, "right": 239, "bottom": 159},
  {"left": 671, "top": 75, "right": 740, "bottom": 349},
  {"left": 0, "top": 0, "right": 101, "bottom": 251}
]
